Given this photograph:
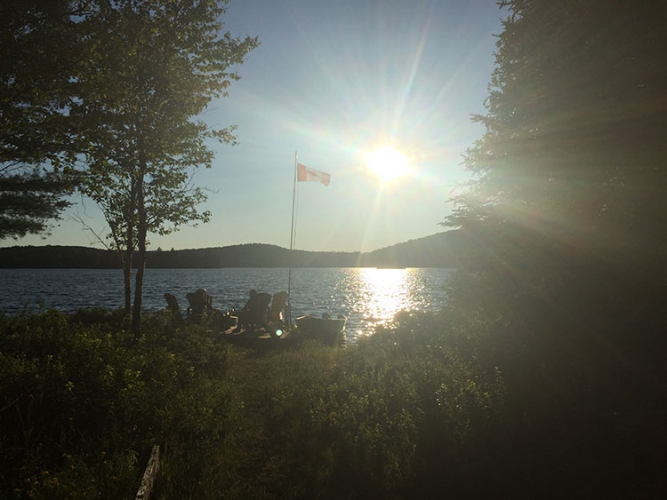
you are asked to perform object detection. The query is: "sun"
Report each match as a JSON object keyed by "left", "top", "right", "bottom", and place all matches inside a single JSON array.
[{"left": 365, "top": 145, "right": 411, "bottom": 182}]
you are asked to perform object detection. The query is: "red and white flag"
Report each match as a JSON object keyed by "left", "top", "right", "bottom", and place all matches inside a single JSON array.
[{"left": 297, "top": 163, "right": 330, "bottom": 187}]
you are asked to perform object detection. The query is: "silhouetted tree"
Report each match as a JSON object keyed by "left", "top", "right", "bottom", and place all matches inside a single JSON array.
[
  {"left": 0, "top": 0, "right": 85, "bottom": 239},
  {"left": 447, "top": 0, "right": 667, "bottom": 305},
  {"left": 70, "top": 0, "right": 258, "bottom": 332},
  {"left": 444, "top": 0, "right": 667, "bottom": 410},
  {"left": 0, "top": 172, "right": 76, "bottom": 239}
]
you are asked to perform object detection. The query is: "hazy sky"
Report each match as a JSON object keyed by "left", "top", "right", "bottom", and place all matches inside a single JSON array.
[{"left": 5, "top": 0, "right": 503, "bottom": 253}]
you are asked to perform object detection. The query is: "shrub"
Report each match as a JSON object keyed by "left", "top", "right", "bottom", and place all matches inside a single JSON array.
[{"left": 0, "top": 310, "right": 236, "bottom": 499}]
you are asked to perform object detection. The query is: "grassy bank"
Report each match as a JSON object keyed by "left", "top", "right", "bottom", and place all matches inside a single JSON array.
[
  {"left": 1, "top": 307, "right": 664, "bottom": 498},
  {"left": 0, "top": 309, "right": 502, "bottom": 499}
]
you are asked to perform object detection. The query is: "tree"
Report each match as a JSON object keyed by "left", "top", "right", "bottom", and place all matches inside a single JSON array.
[
  {"left": 71, "top": 0, "right": 258, "bottom": 332},
  {"left": 0, "top": 172, "right": 76, "bottom": 240},
  {"left": 447, "top": 0, "right": 667, "bottom": 295},
  {"left": 444, "top": 0, "right": 667, "bottom": 407},
  {"left": 0, "top": 0, "right": 85, "bottom": 239}
]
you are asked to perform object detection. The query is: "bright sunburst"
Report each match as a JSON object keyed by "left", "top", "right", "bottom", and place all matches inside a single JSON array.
[{"left": 365, "top": 145, "right": 411, "bottom": 182}]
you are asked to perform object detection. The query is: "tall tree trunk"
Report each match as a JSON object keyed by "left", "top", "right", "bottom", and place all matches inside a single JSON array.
[
  {"left": 122, "top": 245, "right": 132, "bottom": 314},
  {"left": 131, "top": 156, "right": 148, "bottom": 335},
  {"left": 123, "top": 177, "right": 137, "bottom": 315}
]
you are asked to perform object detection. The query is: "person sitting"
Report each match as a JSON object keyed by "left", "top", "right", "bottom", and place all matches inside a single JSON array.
[{"left": 233, "top": 289, "right": 271, "bottom": 333}]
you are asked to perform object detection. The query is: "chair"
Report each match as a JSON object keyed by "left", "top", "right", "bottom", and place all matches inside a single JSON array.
[
  {"left": 268, "top": 291, "right": 288, "bottom": 323},
  {"left": 186, "top": 288, "right": 212, "bottom": 324},
  {"left": 264, "top": 291, "right": 289, "bottom": 338},
  {"left": 238, "top": 292, "right": 288, "bottom": 338},
  {"left": 164, "top": 293, "right": 183, "bottom": 323},
  {"left": 247, "top": 292, "right": 272, "bottom": 326}
]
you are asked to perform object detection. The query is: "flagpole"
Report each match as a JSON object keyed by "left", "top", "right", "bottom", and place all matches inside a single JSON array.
[{"left": 287, "top": 151, "right": 298, "bottom": 329}]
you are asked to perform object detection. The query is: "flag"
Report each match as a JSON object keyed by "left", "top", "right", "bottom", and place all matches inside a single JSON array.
[{"left": 297, "top": 163, "right": 330, "bottom": 186}]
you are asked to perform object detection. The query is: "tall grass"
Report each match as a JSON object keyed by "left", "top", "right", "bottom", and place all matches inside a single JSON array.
[
  {"left": 0, "top": 309, "right": 237, "bottom": 499},
  {"left": 9, "top": 302, "right": 659, "bottom": 498}
]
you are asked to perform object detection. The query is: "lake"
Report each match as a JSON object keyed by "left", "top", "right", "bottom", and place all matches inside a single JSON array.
[{"left": 0, "top": 268, "right": 454, "bottom": 343}]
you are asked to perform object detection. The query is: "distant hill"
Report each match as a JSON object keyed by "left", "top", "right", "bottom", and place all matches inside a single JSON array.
[
  {"left": 364, "top": 231, "right": 466, "bottom": 268},
  {"left": 0, "top": 231, "right": 465, "bottom": 269}
]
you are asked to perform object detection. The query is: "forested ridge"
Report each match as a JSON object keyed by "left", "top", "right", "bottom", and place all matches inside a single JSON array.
[{"left": 0, "top": 231, "right": 465, "bottom": 268}]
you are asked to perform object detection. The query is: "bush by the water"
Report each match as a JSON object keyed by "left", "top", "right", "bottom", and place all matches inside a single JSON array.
[
  {"left": 0, "top": 309, "right": 236, "bottom": 499},
  {"left": 0, "top": 308, "right": 507, "bottom": 499}
]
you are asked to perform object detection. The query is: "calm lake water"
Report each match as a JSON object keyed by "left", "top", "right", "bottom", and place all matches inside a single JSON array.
[{"left": 0, "top": 268, "right": 454, "bottom": 343}]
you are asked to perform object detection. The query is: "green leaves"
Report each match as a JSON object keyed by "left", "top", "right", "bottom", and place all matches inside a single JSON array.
[
  {"left": 60, "top": 1, "right": 259, "bottom": 325},
  {"left": 74, "top": 0, "right": 258, "bottom": 241},
  {"left": 0, "top": 309, "right": 236, "bottom": 498},
  {"left": 0, "top": 170, "right": 80, "bottom": 239},
  {"left": 446, "top": 0, "right": 667, "bottom": 287},
  {"left": 0, "top": 1, "right": 87, "bottom": 239}
]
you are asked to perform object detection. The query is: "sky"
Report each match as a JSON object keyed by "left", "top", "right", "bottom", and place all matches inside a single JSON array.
[{"left": 5, "top": 0, "right": 503, "bottom": 253}]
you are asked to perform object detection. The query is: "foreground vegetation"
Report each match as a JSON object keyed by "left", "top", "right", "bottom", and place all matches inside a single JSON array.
[
  {"left": 2, "top": 304, "right": 665, "bottom": 499},
  {"left": 0, "top": 308, "right": 502, "bottom": 499}
]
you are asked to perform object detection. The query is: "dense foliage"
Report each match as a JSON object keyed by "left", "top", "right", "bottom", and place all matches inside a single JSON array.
[
  {"left": 0, "top": 309, "right": 503, "bottom": 499},
  {"left": 445, "top": 0, "right": 667, "bottom": 396},
  {"left": 450, "top": 0, "right": 667, "bottom": 273},
  {"left": 4, "top": 305, "right": 663, "bottom": 498},
  {"left": 0, "top": 0, "right": 81, "bottom": 166},
  {"left": 0, "top": 310, "right": 235, "bottom": 498},
  {"left": 70, "top": 0, "right": 258, "bottom": 329},
  {"left": 0, "top": 172, "right": 77, "bottom": 240},
  {"left": 441, "top": 1, "right": 667, "bottom": 495},
  {"left": 0, "top": 0, "right": 82, "bottom": 239}
]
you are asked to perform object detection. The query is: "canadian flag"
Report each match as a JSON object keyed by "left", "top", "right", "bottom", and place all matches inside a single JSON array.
[{"left": 297, "top": 163, "right": 331, "bottom": 186}]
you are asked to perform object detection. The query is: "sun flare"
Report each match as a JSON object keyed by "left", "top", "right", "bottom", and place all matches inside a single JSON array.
[{"left": 365, "top": 145, "right": 411, "bottom": 182}]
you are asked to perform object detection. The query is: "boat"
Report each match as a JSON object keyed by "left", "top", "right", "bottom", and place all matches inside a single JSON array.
[{"left": 294, "top": 313, "right": 347, "bottom": 345}]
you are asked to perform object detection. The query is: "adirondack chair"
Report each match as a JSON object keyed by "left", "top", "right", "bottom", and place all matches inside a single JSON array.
[
  {"left": 265, "top": 291, "right": 289, "bottom": 338},
  {"left": 186, "top": 288, "right": 212, "bottom": 324},
  {"left": 233, "top": 290, "right": 288, "bottom": 338},
  {"left": 164, "top": 293, "right": 183, "bottom": 323},
  {"left": 247, "top": 292, "right": 272, "bottom": 330},
  {"left": 233, "top": 290, "right": 271, "bottom": 333}
]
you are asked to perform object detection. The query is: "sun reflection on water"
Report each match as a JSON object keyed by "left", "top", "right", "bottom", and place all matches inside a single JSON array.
[{"left": 353, "top": 268, "right": 412, "bottom": 336}]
